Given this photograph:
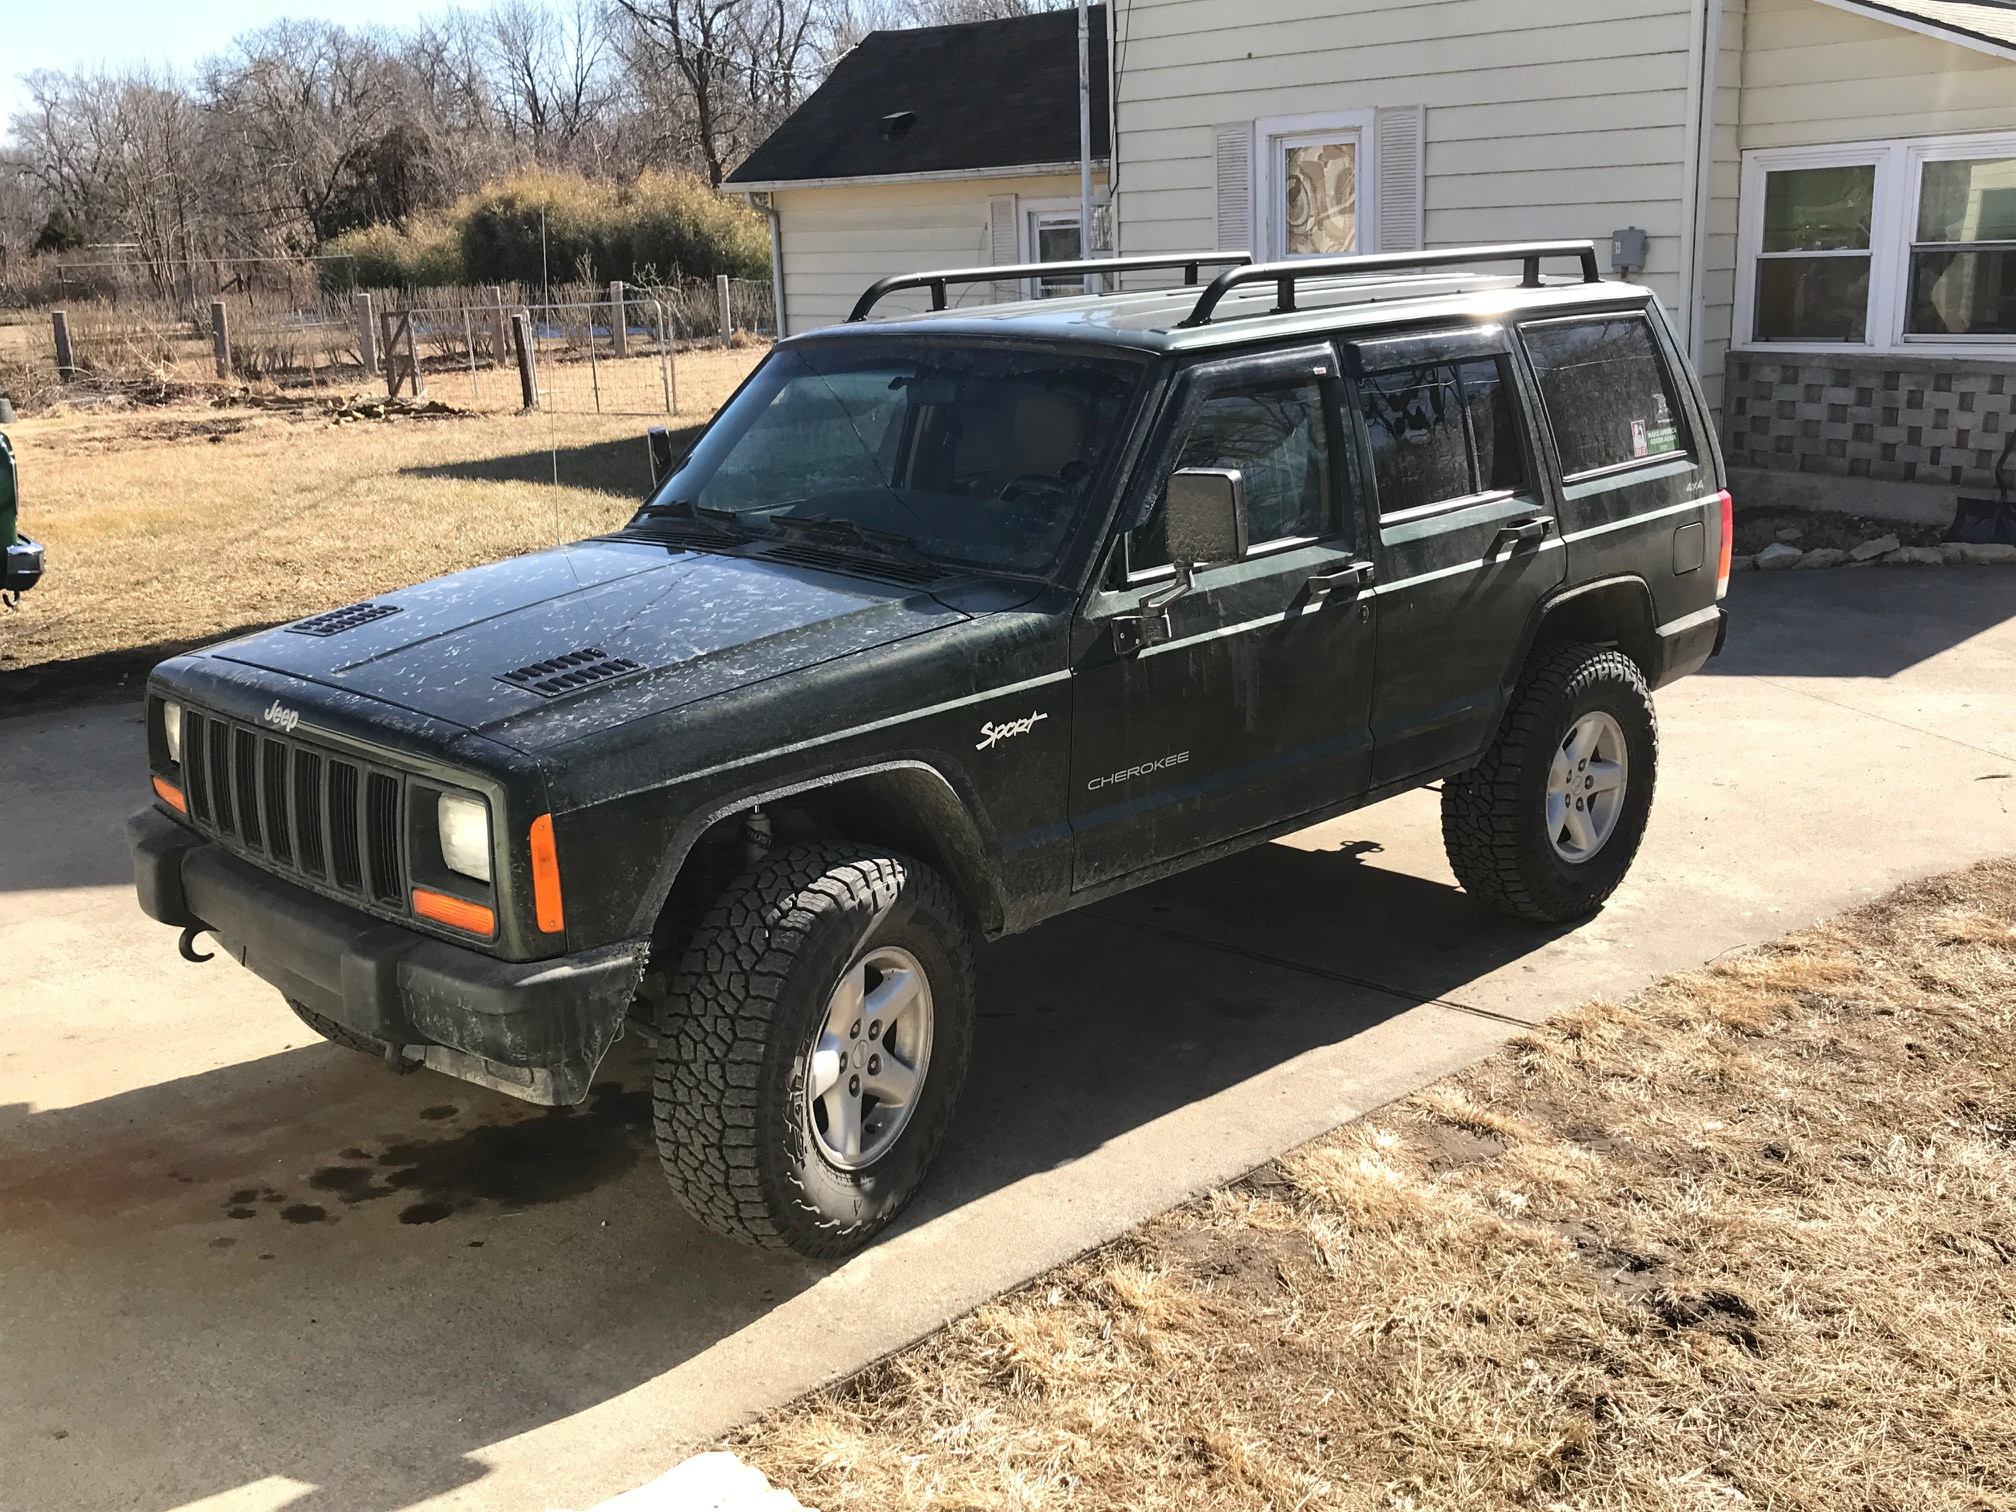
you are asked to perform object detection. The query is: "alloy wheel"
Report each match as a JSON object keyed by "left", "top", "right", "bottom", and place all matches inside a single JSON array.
[
  {"left": 806, "top": 945, "right": 934, "bottom": 1170},
  {"left": 1546, "top": 711, "right": 1628, "bottom": 863}
]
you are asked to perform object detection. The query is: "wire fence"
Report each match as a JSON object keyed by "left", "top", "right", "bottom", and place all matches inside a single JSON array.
[{"left": 0, "top": 275, "right": 775, "bottom": 415}]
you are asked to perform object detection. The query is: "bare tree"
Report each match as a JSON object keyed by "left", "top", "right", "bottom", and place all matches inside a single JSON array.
[{"left": 484, "top": 0, "right": 617, "bottom": 167}]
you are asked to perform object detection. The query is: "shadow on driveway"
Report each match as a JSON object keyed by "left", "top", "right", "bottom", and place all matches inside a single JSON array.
[
  {"left": 1, "top": 840, "right": 1546, "bottom": 1512},
  {"left": 1712, "top": 564, "right": 2016, "bottom": 679}
]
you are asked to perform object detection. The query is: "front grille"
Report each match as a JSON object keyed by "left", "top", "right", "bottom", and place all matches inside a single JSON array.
[{"left": 179, "top": 707, "right": 407, "bottom": 914}]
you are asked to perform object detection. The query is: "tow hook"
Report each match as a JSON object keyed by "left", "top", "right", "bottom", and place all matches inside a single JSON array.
[
  {"left": 385, "top": 1043, "right": 421, "bottom": 1075},
  {"left": 177, "top": 926, "right": 215, "bottom": 963}
]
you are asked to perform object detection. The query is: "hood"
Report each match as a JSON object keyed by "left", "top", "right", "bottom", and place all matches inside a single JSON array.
[{"left": 209, "top": 537, "right": 971, "bottom": 744}]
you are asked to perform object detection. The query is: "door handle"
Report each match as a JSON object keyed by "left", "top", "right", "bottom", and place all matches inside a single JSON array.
[
  {"left": 1307, "top": 559, "right": 1375, "bottom": 599},
  {"left": 1494, "top": 516, "right": 1553, "bottom": 551}
]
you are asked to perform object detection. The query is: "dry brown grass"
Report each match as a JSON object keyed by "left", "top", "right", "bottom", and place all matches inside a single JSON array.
[
  {"left": 734, "top": 861, "right": 2016, "bottom": 1511},
  {"left": 0, "top": 346, "right": 763, "bottom": 681}
]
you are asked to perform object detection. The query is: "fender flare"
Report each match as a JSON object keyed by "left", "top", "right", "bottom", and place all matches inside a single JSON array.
[
  {"left": 1509, "top": 574, "right": 1659, "bottom": 691},
  {"left": 624, "top": 757, "right": 1008, "bottom": 939}
]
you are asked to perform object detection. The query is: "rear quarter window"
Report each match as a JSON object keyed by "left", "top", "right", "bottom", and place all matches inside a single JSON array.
[{"left": 1521, "top": 314, "right": 1690, "bottom": 478}]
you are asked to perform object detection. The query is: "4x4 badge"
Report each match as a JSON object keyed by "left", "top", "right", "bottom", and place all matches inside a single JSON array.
[
  {"left": 261, "top": 701, "right": 301, "bottom": 735},
  {"left": 976, "top": 710, "right": 1048, "bottom": 752}
]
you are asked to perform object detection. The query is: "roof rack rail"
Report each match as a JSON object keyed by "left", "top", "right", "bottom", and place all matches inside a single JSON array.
[
  {"left": 847, "top": 252, "right": 1253, "bottom": 323},
  {"left": 1177, "top": 240, "right": 1603, "bottom": 329}
]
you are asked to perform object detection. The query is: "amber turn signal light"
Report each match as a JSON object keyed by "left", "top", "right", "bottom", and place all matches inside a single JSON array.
[
  {"left": 152, "top": 775, "right": 187, "bottom": 813},
  {"left": 529, "top": 813, "right": 565, "bottom": 933},
  {"left": 412, "top": 887, "right": 496, "bottom": 938}
]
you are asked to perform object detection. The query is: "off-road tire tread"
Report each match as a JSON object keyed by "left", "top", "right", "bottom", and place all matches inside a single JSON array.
[
  {"left": 653, "top": 843, "right": 973, "bottom": 1255},
  {"left": 1441, "top": 643, "right": 1657, "bottom": 922},
  {"left": 285, "top": 998, "right": 384, "bottom": 1055}
]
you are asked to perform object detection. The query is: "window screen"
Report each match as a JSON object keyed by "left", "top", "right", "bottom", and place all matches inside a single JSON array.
[
  {"left": 1132, "top": 378, "right": 1333, "bottom": 571},
  {"left": 1522, "top": 316, "right": 1688, "bottom": 478},
  {"left": 1358, "top": 356, "right": 1526, "bottom": 516}
]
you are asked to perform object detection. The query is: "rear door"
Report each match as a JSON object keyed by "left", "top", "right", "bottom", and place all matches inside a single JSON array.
[
  {"left": 1345, "top": 324, "right": 1566, "bottom": 787},
  {"left": 1068, "top": 346, "right": 1378, "bottom": 889}
]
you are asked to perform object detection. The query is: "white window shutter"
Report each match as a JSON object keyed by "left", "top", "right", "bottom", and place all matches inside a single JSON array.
[
  {"left": 1215, "top": 124, "right": 1253, "bottom": 254},
  {"left": 989, "top": 194, "right": 1020, "bottom": 301},
  {"left": 1374, "top": 106, "right": 1425, "bottom": 253}
]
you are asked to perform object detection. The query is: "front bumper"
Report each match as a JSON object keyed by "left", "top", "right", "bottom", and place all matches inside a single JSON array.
[{"left": 129, "top": 807, "right": 646, "bottom": 1105}]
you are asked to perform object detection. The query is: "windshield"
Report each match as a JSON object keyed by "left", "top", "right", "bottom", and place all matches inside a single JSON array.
[{"left": 634, "top": 341, "right": 1144, "bottom": 577}]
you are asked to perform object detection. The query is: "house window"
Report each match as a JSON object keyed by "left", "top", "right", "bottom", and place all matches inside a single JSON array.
[
  {"left": 1737, "top": 132, "right": 2016, "bottom": 353},
  {"left": 1281, "top": 135, "right": 1358, "bottom": 255},
  {"left": 1255, "top": 110, "right": 1377, "bottom": 260},
  {"left": 1030, "top": 209, "right": 1084, "bottom": 297},
  {"left": 1909, "top": 156, "right": 2016, "bottom": 337},
  {"left": 1755, "top": 165, "right": 1875, "bottom": 342}
]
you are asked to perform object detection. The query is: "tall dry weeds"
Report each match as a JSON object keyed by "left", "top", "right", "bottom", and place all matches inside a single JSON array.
[{"left": 734, "top": 860, "right": 2016, "bottom": 1511}]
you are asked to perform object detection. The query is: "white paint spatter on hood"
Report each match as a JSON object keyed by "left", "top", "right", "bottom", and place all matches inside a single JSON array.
[{"left": 554, "top": 1451, "right": 813, "bottom": 1512}]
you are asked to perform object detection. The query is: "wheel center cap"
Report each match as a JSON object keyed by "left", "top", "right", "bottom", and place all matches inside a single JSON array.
[{"left": 852, "top": 1044, "right": 867, "bottom": 1069}]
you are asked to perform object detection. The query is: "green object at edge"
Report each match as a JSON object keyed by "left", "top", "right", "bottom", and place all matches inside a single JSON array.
[{"left": 0, "top": 430, "right": 16, "bottom": 548}]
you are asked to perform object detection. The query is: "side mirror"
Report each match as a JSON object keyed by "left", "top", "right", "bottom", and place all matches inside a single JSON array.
[
  {"left": 1112, "top": 467, "right": 1249, "bottom": 653},
  {"left": 1164, "top": 467, "right": 1248, "bottom": 569},
  {"left": 646, "top": 426, "right": 677, "bottom": 491}
]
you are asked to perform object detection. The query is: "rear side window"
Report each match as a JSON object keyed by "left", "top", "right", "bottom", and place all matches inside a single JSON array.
[
  {"left": 1358, "top": 356, "right": 1526, "bottom": 516},
  {"left": 1522, "top": 315, "right": 1689, "bottom": 478}
]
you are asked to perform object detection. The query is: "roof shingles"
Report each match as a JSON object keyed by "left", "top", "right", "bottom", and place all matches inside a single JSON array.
[{"left": 727, "top": 5, "right": 1109, "bottom": 186}]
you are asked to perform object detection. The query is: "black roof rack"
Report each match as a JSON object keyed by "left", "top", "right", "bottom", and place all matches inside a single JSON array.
[
  {"left": 847, "top": 252, "right": 1252, "bottom": 323},
  {"left": 1177, "top": 240, "right": 1604, "bottom": 328}
]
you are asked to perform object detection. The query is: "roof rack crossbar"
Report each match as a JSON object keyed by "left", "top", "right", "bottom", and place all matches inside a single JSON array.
[
  {"left": 1176, "top": 240, "right": 1604, "bottom": 329},
  {"left": 847, "top": 252, "right": 1254, "bottom": 323}
]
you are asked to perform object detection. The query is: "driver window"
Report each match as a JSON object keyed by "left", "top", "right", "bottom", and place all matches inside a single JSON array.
[{"left": 1129, "top": 377, "right": 1335, "bottom": 573}]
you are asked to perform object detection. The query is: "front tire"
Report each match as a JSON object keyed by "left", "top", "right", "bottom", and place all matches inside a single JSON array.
[
  {"left": 654, "top": 844, "right": 976, "bottom": 1256},
  {"left": 1441, "top": 643, "right": 1658, "bottom": 923}
]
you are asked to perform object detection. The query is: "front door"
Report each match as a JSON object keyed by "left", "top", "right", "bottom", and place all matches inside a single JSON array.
[
  {"left": 1069, "top": 347, "right": 1378, "bottom": 890},
  {"left": 1345, "top": 325, "right": 1567, "bottom": 787}
]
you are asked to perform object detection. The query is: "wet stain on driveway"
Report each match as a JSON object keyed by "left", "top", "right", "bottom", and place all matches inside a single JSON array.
[{"left": 215, "top": 1080, "right": 651, "bottom": 1228}]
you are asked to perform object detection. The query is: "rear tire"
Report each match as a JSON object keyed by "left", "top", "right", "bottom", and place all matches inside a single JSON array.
[
  {"left": 653, "top": 843, "right": 976, "bottom": 1257},
  {"left": 285, "top": 998, "right": 383, "bottom": 1055},
  {"left": 1441, "top": 643, "right": 1658, "bottom": 923}
]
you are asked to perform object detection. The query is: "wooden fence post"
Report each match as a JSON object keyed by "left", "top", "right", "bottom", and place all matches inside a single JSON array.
[
  {"left": 354, "top": 292, "right": 376, "bottom": 377},
  {"left": 210, "top": 301, "right": 231, "bottom": 380},
  {"left": 511, "top": 312, "right": 537, "bottom": 411},
  {"left": 609, "top": 281, "right": 628, "bottom": 359},
  {"left": 716, "top": 274, "right": 733, "bottom": 347},
  {"left": 50, "top": 311, "right": 74, "bottom": 380},
  {"left": 490, "top": 288, "right": 509, "bottom": 368}
]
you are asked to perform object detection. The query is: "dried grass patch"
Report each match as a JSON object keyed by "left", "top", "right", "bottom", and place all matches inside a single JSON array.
[
  {"left": 0, "top": 346, "right": 763, "bottom": 676},
  {"left": 733, "top": 860, "right": 2016, "bottom": 1511}
]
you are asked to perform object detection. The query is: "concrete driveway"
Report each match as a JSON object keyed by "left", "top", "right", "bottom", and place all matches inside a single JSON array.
[{"left": 5, "top": 567, "right": 2014, "bottom": 1512}]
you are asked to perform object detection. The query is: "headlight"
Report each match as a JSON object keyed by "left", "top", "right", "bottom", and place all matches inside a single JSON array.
[
  {"left": 437, "top": 793, "right": 492, "bottom": 883},
  {"left": 163, "top": 701, "right": 183, "bottom": 765}
]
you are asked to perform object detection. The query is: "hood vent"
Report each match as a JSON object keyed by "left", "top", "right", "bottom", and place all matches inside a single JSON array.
[
  {"left": 288, "top": 601, "right": 402, "bottom": 637},
  {"left": 498, "top": 647, "right": 645, "bottom": 698}
]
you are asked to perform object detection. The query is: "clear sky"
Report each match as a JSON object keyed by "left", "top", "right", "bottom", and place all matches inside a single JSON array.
[{"left": 1, "top": 0, "right": 493, "bottom": 134}]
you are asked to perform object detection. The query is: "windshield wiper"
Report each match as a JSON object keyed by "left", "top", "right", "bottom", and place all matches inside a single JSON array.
[
  {"left": 632, "top": 498, "right": 754, "bottom": 540},
  {"left": 763, "top": 514, "right": 937, "bottom": 572}
]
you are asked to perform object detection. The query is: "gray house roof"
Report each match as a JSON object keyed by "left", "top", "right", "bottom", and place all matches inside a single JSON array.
[
  {"left": 1815, "top": 0, "right": 2016, "bottom": 57},
  {"left": 726, "top": 6, "right": 1109, "bottom": 190}
]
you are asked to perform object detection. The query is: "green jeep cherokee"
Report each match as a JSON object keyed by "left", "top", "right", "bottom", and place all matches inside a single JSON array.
[{"left": 131, "top": 242, "right": 1731, "bottom": 1255}]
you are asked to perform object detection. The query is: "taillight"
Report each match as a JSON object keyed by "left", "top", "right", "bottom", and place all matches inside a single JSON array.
[
  {"left": 1714, "top": 489, "right": 1733, "bottom": 600},
  {"left": 529, "top": 814, "right": 565, "bottom": 933}
]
